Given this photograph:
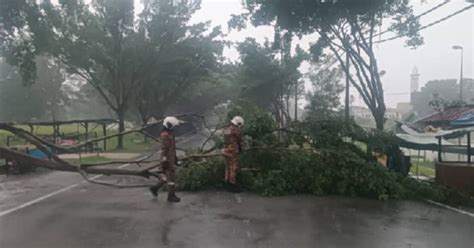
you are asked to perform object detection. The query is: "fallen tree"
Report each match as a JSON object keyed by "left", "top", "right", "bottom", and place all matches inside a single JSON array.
[
  {"left": 0, "top": 114, "right": 223, "bottom": 187},
  {"left": 0, "top": 114, "right": 305, "bottom": 188}
]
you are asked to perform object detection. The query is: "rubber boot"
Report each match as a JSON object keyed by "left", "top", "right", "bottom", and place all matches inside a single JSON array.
[
  {"left": 167, "top": 185, "right": 181, "bottom": 203},
  {"left": 222, "top": 180, "right": 232, "bottom": 191},
  {"left": 149, "top": 180, "right": 166, "bottom": 197},
  {"left": 229, "top": 183, "right": 242, "bottom": 193}
]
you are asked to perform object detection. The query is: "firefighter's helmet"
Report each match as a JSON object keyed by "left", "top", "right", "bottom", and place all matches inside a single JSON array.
[
  {"left": 231, "top": 116, "right": 244, "bottom": 127},
  {"left": 163, "top": 116, "right": 181, "bottom": 129}
]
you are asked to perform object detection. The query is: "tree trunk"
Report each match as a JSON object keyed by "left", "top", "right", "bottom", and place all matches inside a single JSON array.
[
  {"left": 117, "top": 110, "right": 125, "bottom": 149},
  {"left": 142, "top": 117, "right": 149, "bottom": 143},
  {"left": 373, "top": 108, "right": 385, "bottom": 130}
]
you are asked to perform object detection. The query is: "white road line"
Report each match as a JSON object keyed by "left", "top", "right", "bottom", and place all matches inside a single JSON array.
[
  {"left": 426, "top": 200, "right": 474, "bottom": 218},
  {"left": 0, "top": 183, "right": 80, "bottom": 217},
  {"left": 0, "top": 160, "right": 139, "bottom": 218},
  {"left": 234, "top": 193, "right": 242, "bottom": 204}
]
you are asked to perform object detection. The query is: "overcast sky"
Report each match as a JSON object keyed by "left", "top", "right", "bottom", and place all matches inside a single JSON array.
[{"left": 186, "top": 0, "right": 474, "bottom": 108}]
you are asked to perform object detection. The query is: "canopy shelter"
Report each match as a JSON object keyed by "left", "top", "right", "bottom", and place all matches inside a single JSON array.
[
  {"left": 435, "top": 131, "right": 472, "bottom": 164},
  {"left": 2, "top": 119, "right": 117, "bottom": 152},
  {"left": 396, "top": 133, "right": 454, "bottom": 151},
  {"left": 396, "top": 106, "right": 474, "bottom": 164},
  {"left": 396, "top": 126, "right": 472, "bottom": 164}
]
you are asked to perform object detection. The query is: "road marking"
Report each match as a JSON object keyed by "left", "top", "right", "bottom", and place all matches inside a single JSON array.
[
  {"left": 0, "top": 183, "right": 80, "bottom": 217},
  {"left": 234, "top": 193, "right": 242, "bottom": 204},
  {"left": 0, "top": 161, "right": 137, "bottom": 218},
  {"left": 426, "top": 200, "right": 474, "bottom": 218}
]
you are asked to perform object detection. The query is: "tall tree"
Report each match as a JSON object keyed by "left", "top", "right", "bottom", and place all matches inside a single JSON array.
[
  {"left": 235, "top": 38, "right": 306, "bottom": 127},
  {"left": 412, "top": 78, "right": 474, "bottom": 117},
  {"left": 305, "top": 58, "right": 344, "bottom": 117},
  {"left": 0, "top": 57, "right": 68, "bottom": 122},
  {"left": 1, "top": 0, "right": 223, "bottom": 148},
  {"left": 232, "top": 0, "right": 423, "bottom": 129},
  {"left": 166, "top": 63, "right": 240, "bottom": 116}
]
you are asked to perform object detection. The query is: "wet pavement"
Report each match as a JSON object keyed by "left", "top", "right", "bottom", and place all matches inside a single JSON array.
[
  {"left": 1, "top": 133, "right": 473, "bottom": 247},
  {"left": 1, "top": 178, "right": 474, "bottom": 248}
]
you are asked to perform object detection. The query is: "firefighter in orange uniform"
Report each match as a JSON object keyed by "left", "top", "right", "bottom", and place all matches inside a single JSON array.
[
  {"left": 149, "top": 116, "right": 181, "bottom": 202},
  {"left": 223, "top": 116, "right": 244, "bottom": 192}
]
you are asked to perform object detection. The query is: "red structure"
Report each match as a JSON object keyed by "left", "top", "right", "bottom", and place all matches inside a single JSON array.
[{"left": 436, "top": 162, "right": 474, "bottom": 193}]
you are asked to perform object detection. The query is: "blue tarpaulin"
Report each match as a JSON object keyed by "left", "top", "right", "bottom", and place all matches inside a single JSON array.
[
  {"left": 27, "top": 148, "right": 50, "bottom": 159},
  {"left": 452, "top": 112, "right": 474, "bottom": 127}
]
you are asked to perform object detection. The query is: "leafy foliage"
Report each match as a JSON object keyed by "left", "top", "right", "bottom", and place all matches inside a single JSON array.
[
  {"left": 176, "top": 158, "right": 225, "bottom": 191},
  {"left": 0, "top": 57, "right": 69, "bottom": 121},
  {"left": 233, "top": 0, "right": 424, "bottom": 130},
  {"left": 305, "top": 60, "right": 344, "bottom": 117},
  {"left": 228, "top": 102, "right": 275, "bottom": 136},
  {"left": 1, "top": 0, "right": 223, "bottom": 148},
  {"left": 412, "top": 79, "right": 474, "bottom": 117},
  {"left": 234, "top": 37, "right": 306, "bottom": 126},
  {"left": 166, "top": 63, "right": 240, "bottom": 117},
  {"left": 177, "top": 108, "right": 474, "bottom": 206},
  {"left": 247, "top": 149, "right": 403, "bottom": 199}
]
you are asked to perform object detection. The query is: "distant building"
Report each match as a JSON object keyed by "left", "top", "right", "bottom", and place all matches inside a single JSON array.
[
  {"left": 351, "top": 106, "right": 372, "bottom": 119},
  {"left": 386, "top": 108, "right": 402, "bottom": 120},
  {"left": 350, "top": 106, "right": 401, "bottom": 120},
  {"left": 396, "top": 102, "right": 412, "bottom": 116}
]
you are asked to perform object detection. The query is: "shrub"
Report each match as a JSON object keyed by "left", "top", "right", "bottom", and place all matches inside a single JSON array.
[
  {"left": 176, "top": 158, "right": 225, "bottom": 191},
  {"left": 175, "top": 104, "right": 474, "bottom": 207},
  {"left": 245, "top": 148, "right": 405, "bottom": 200},
  {"left": 226, "top": 101, "right": 277, "bottom": 145}
]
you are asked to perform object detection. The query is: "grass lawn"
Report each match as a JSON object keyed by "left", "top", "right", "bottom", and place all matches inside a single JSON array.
[
  {"left": 410, "top": 159, "right": 435, "bottom": 178},
  {"left": 65, "top": 156, "right": 113, "bottom": 165},
  {"left": 106, "top": 132, "right": 155, "bottom": 153},
  {"left": 0, "top": 124, "right": 154, "bottom": 153}
]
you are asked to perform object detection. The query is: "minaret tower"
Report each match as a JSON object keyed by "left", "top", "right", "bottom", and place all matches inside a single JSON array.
[{"left": 410, "top": 66, "right": 419, "bottom": 102}]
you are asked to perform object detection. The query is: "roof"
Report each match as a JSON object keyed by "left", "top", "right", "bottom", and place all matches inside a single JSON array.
[
  {"left": 415, "top": 105, "right": 474, "bottom": 128},
  {"left": 0, "top": 119, "right": 118, "bottom": 126},
  {"left": 452, "top": 112, "right": 474, "bottom": 127}
]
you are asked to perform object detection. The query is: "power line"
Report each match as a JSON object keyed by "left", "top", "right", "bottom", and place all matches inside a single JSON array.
[
  {"left": 375, "top": 0, "right": 450, "bottom": 37},
  {"left": 317, "top": 3, "right": 471, "bottom": 71},
  {"left": 376, "top": 4, "right": 474, "bottom": 44}
]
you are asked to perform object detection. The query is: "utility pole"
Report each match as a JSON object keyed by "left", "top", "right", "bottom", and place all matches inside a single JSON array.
[
  {"left": 452, "top": 45, "right": 464, "bottom": 101},
  {"left": 294, "top": 80, "right": 298, "bottom": 121},
  {"left": 345, "top": 52, "right": 350, "bottom": 126},
  {"left": 452, "top": 45, "right": 464, "bottom": 161}
]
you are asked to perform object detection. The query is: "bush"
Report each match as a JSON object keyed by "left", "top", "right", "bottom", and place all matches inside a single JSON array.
[
  {"left": 174, "top": 105, "right": 474, "bottom": 207},
  {"left": 176, "top": 158, "right": 225, "bottom": 191},
  {"left": 245, "top": 148, "right": 404, "bottom": 200},
  {"left": 175, "top": 145, "right": 474, "bottom": 207},
  {"left": 226, "top": 101, "right": 277, "bottom": 145}
]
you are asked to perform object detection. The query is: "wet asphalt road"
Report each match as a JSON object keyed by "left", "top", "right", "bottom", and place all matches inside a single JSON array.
[
  {"left": 1, "top": 134, "right": 474, "bottom": 247},
  {"left": 1, "top": 177, "right": 474, "bottom": 248}
]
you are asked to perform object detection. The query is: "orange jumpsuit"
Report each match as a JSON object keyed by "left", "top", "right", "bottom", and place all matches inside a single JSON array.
[
  {"left": 160, "top": 130, "right": 177, "bottom": 184},
  {"left": 224, "top": 124, "right": 242, "bottom": 184}
]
